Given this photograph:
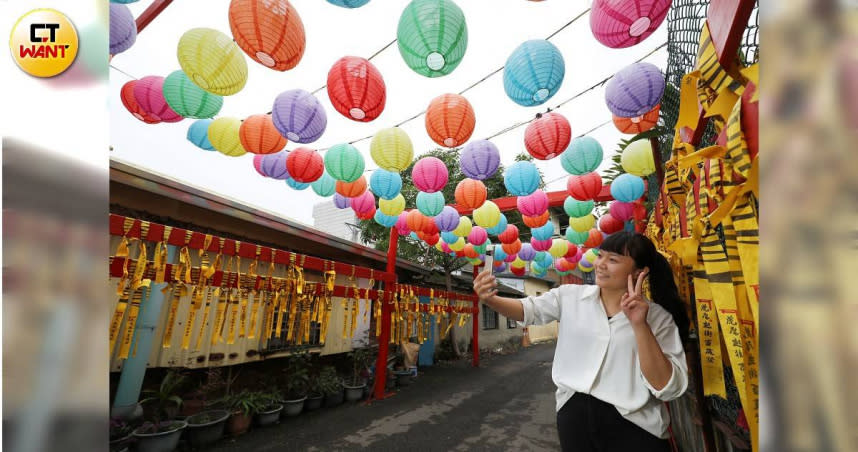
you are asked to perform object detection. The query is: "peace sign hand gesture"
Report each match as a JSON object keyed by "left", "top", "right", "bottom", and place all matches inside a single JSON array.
[{"left": 620, "top": 268, "right": 650, "bottom": 328}]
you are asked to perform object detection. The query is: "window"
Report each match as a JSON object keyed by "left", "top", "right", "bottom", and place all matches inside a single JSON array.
[
  {"left": 482, "top": 304, "right": 498, "bottom": 330},
  {"left": 507, "top": 317, "right": 517, "bottom": 329}
]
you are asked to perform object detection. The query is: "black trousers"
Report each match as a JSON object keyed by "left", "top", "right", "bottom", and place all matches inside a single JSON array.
[{"left": 556, "top": 392, "right": 670, "bottom": 452}]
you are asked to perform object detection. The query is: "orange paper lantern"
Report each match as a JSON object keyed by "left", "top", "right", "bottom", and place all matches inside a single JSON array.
[
  {"left": 336, "top": 175, "right": 367, "bottom": 198},
  {"left": 584, "top": 228, "right": 604, "bottom": 248},
  {"left": 502, "top": 239, "right": 522, "bottom": 256},
  {"left": 522, "top": 211, "right": 550, "bottom": 228},
  {"left": 463, "top": 244, "right": 479, "bottom": 259},
  {"left": 425, "top": 93, "right": 476, "bottom": 148},
  {"left": 406, "top": 209, "right": 433, "bottom": 233},
  {"left": 239, "top": 114, "right": 287, "bottom": 154},
  {"left": 228, "top": 0, "right": 305, "bottom": 71},
  {"left": 454, "top": 178, "right": 487, "bottom": 210},
  {"left": 612, "top": 103, "right": 660, "bottom": 134}
]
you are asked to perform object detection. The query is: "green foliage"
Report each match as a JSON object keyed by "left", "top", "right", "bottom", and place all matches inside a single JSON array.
[
  {"left": 347, "top": 347, "right": 374, "bottom": 386},
  {"left": 139, "top": 370, "right": 187, "bottom": 425},
  {"left": 282, "top": 350, "right": 311, "bottom": 399},
  {"left": 219, "top": 390, "right": 268, "bottom": 416},
  {"left": 316, "top": 365, "right": 342, "bottom": 395}
]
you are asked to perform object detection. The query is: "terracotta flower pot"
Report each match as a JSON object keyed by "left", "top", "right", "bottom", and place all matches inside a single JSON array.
[{"left": 226, "top": 411, "right": 251, "bottom": 436}]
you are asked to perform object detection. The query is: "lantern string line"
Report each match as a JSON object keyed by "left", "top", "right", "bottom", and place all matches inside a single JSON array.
[
  {"left": 544, "top": 8, "right": 590, "bottom": 40},
  {"left": 110, "top": 64, "right": 138, "bottom": 80}
]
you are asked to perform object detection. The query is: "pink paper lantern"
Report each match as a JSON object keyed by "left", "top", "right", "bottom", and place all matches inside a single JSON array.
[
  {"left": 532, "top": 238, "right": 553, "bottom": 252},
  {"left": 395, "top": 211, "right": 411, "bottom": 236},
  {"left": 610, "top": 201, "right": 636, "bottom": 221},
  {"left": 133, "top": 76, "right": 183, "bottom": 123},
  {"left": 468, "top": 226, "right": 488, "bottom": 245},
  {"left": 412, "top": 157, "right": 449, "bottom": 193},
  {"left": 252, "top": 154, "right": 266, "bottom": 177},
  {"left": 440, "top": 241, "right": 453, "bottom": 253},
  {"left": 351, "top": 190, "right": 376, "bottom": 214},
  {"left": 504, "top": 252, "right": 518, "bottom": 263},
  {"left": 517, "top": 190, "right": 549, "bottom": 217},
  {"left": 590, "top": 0, "right": 671, "bottom": 49}
]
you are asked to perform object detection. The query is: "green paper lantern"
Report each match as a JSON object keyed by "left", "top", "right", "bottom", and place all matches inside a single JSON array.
[
  {"left": 565, "top": 227, "right": 589, "bottom": 245},
  {"left": 563, "top": 197, "right": 594, "bottom": 218},
  {"left": 397, "top": 0, "right": 468, "bottom": 78},
  {"left": 561, "top": 136, "right": 603, "bottom": 175},
  {"left": 325, "top": 143, "right": 365, "bottom": 182},
  {"left": 416, "top": 191, "right": 445, "bottom": 216},
  {"left": 473, "top": 241, "right": 488, "bottom": 254},
  {"left": 162, "top": 70, "right": 223, "bottom": 119},
  {"left": 311, "top": 170, "right": 337, "bottom": 197}
]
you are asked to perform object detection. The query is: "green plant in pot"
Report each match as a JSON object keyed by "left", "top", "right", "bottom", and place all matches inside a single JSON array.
[
  {"left": 343, "top": 347, "right": 374, "bottom": 402},
  {"left": 133, "top": 370, "right": 188, "bottom": 452},
  {"left": 254, "top": 388, "right": 284, "bottom": 426},
  {"left": 220, "top": 390, "right": 259, "bottom": 436},
  {"left": 317, "top": 365, "right": 344, "bottom": 408},
  {"left": 280, "top": 350, "right": 311, "bottom": 416},
  {"left": 305, "top": 363, "right": 326, "bottom": 412},
  {"left": 109, "top": 417, "right": 133, "bottom": 452}
]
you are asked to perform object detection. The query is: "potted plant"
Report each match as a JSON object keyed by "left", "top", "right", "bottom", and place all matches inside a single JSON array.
[
  {"left": 181, "top": 368, "right": 225, "bottom": 416},
  {"left": 305, "top": 368, "right": 325, "bottom": 412},
  {"left": 317, "top": 365, "right": 344, "bottom": 408},
  {"left": 221, "top": 390, "right": 258, "bottom": 436},
  {"left": 184, "top": 408, "right": 230, "bottom": 448},
  {"left": 132, "top": 370, "right": 188, "bottom": 452},
  {"left": 109, "top": 417, "right": 134, "bottom": 452},
  {"left": 343, "top": 347, "right": 373, "bottom": 402},
  {"left": 280, "top": 350, "right": 310, "bottom": 416},
  {"left": 254, "top": 389, "right": 284, "bottom": 426}
]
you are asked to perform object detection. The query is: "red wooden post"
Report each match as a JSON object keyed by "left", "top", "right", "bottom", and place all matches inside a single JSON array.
[
  {"left": 472, "top": 266, "right": 480, "bottom": 367},
  {"left": 135, "top": 0, "right": 173, "bottom": 34},
  {"left": 373, "top": 228, "right": 398, "bottom": 400}
]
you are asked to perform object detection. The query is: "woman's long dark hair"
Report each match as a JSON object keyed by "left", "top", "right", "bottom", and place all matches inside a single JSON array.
[{"left": 600, "top": 231, "right": 690, "bottom": 343}]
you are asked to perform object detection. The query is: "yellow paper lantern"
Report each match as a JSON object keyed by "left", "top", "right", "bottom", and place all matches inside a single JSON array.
[
  {"left": 473, "top": 200, "right": 500, "bottom": 228},
  {"left": 548, "top": 239, "right": 569, "bottom": 258},
  {"left": 579, "top": 261, "right": 595, "bottom": 272},
  {"left": 449, "top": 237, "right": 466, "bottom": 251},
  {"left": 435, "top": 242, "right": 445, "bottom": 252},
  {"left": 208, "top": 117, "right": 247, "bottom": 157},
  {"left": 177, "top": 28, "right": 248, "bottom": 96},
  {"left": 568, "top": 214, "right": 595, "bottom": 232},
  {"left": 511, "top": 257, "right": 526, "bottom": 269},
  {"left": 452, "top": 216, "right": 473, "bottom": 237},
  {"left": 584, "top": 248, "right": 599, "bottom": 263},
  {"left": 379, "top": 193, "right": 406, "bottom": 216},
  {"left": 620, "top": 138, "right": 656, "bottom": 177},
  {"left": 370, "top": 127, "right": 414, "bottom": 172}
]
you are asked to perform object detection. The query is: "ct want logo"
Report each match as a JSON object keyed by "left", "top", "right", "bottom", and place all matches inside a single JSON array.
[{"left": 9, "top": 8, "right": 79, "bottom": 77}]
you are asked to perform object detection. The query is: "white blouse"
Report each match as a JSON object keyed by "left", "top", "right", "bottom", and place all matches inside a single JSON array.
[{"left": 519, "top": 284, "right": 688, "bottom": 439}]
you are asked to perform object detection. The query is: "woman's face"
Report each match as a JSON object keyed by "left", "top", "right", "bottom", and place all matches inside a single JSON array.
[{"left": 594, "top": 250, "right": 638, "bottom": 290}]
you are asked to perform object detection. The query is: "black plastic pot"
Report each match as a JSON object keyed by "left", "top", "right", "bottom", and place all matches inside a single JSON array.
[
  {"left": 304, "top": 393, "right": 324, "bottom": 411},
  {"left": 184, "top": 410, "right": 230, "bottom": 448},
  {"left": 324, "top": 388, "right": 344, "bottom": 408}
]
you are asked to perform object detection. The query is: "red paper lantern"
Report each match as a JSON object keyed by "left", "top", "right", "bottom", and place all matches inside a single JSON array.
[
  {"left": 239, "top": 114, "right": 287, "bottom": 154},
  {"left": 327, "top": 56, "right": 386, "bottom": 122},
  {"left": 425, "top": 93, "right": 475, "bottom": 148},
  {"left": 564, "top": 244, "right": 580, "bottom": 260},
  {"left": 567, "top": 172, "right": 603, "bottom": 201},
  {"left": 422, "top": 219, "right": 440, "bottom": 235},
  {"left": 336, "top": 176, "right": 367, "bottom": 198},
  {"left": 355, "top": 206, "right": 376, "bottom": 220},
  {"left": 419, "top": 231, "right": 440, "bottom": 246},
  {"left": 406, "top": 209, "right": 433, "bottom": 233},
  {"left": 502, "top": 239, "right": 522, "bottom": 256},
  {"left": 524, "top": 112, "right": 571, "bottom": 160},
  {"left": 522, "top": 211, "right": 550, "bottom": 228},
  {"left": 454, "top": 179, "right": 487, "bottom": 210},
  {"left": 286, "top": 147, "right": 324, "bottom": 183},
  {"left": 120, "top": 80, "right": 161, "bottom": 124},
  {"left": 584, "top": 228, "right": 604, "bottom": 248},
  {"left": 598, "top": 213, "right": 624, "bottom": 234},
  {"left": 498, "top": 225, "right": 520, "bottom": 244},
  {"left": 511, "top": 265, "right": 526, "bottom": 276},
  {"left": 612, "top": 103, "right": 660, "bottom": 134},
  {"left": 228, "top": 0, "right": 305, "bottom": 71}
]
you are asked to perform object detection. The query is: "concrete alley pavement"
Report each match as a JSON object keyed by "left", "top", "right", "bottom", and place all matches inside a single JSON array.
[{"left": 208, "top": 342, "right": 561, "bottom": 451}]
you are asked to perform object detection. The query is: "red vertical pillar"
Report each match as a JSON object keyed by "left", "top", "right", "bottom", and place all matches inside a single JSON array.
[
  {"left": 373, "top": 228, "right": 398, "bottom": 400},
  {"left": 472, "top": 266, "right": 480, "bottom": 367}
]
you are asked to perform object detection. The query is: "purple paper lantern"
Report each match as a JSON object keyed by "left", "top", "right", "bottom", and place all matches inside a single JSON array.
[
  {"left": 590, "top": 0, "right": 671, "bottom": 49},
  {"left": 495, "top": 263, "right": 507, "bottom": 273},
  {"left": 333, "top": 193, "right": 351, "bottom": 209},
  {"left": 460, "top": 139, "right": 500, "bottom": 180},
  {"left": 272, "top": 89, "right": 328, "bottom": 143},
  {"left": 110, "top": 3, "right": 137, "bottom": 55},
  {"left": 434, "top": 206, "right": 461, "bottom": 232},
  {"left": 260, "top": 151, "right": 290, "bottom": 180},
  {"left": 605, "top": 62, "right": 665, "bottom": 118},
  {"left": 532, "top": 238, "right": 553, "bottom": 252},
  {"left": 518, "top": 242, "right": 536, "bottom": 261}
]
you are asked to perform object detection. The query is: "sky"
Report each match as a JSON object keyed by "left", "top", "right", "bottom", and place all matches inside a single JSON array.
[{"left": 109, "top": 0, "right": 668, "bottom": 226}]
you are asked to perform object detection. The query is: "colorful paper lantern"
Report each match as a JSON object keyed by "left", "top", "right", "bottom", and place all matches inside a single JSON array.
[
  {"left": 564, "top": 197, "right": 594, "bottom": 218},
  {"left": 522, "top": 211, "right": 550, "bottom": 228},
  {"left": 584, "top": 228, "right": 604, "bottom": 248},
  {"left": 239, "top": 114, "right": 287, "bottom": 154},
  {"left": 379, "top": 193, "right": 406, "bottom": 216},
  {"left": 524, "top": 112, "right": 571, "bottom": 160},
  {"left": 493, "top": 246, "right": 509, "bottom": 263},
  {"left": 566, "top": 173, "right": 603, "bottom": 201},
  {"left": 565, "top": 245, "right": 582, "bottom": 262},
  {"left": 177, "top": 28, "right": 248, "bottom": 96},
  {"left": 610, "top": 173, "right": 645, "bottom": 202},
  {"left": 272, "top": 89, "right": 327, "bottom": 143},
  {"left": 517, "top": 190, "right": 549, "bottom": 217},
  {"left": 498, "top": 225, "right": 520, "bottom": 244},
  {"left": 613, "top": 104, "right": 660, "bottom": 134},
  {"left": 369, "top": 169, "right": 403, "bottom": 200},
  {"left": 590, "top": 0, "right": 670, "bottom": 49},
  {"left": 452, "top": 216, "right": 472, "bottom": 237},
  {"left": 133, "top": 76, "right": 183, "bottom": 123},
  {"left": 599, "top": 213, "right": 624, "bottom": 234},
  {"left": 584, "top": 248, "right": 600, "bottom": 263},
  {"left": 502, "top": 239, "right": 522, "bottom": 256},
  {"left": 356, "top": 206, "right": 377, "bottom": 220},
  {"left": 336, "top": 175, "right": 368, "bottom": 198},
  {"left": 187, "top": 119, "right": 214, "bottom": 151},
  {"left": 325, "top": 143, "right": 365, "bottom": 182},
  {"left": 228, "top": 0, "right": 305, "bottom": 71},
  {"left": 334, "top": 193, "right": 352, "bottom": 209},
  {"left": 286, "top": 178, "right": 310, "bottom": 190},
  {"left": 441, "top": 231, "right": 459, "bottom": 244},
  {"left": 579, "top": 259, "right": 595, "bottom": 272},
  {"left": 555, "top": 258, "right": 573, "bottom": 273},
  {"left": 535, "top": 251, "right": 554, "bottom": 268},
  {"left": 448, "top": 237, "right": 466, "bottom": 251},
  {"left": 327, "top": 56, "right": 386, "bottom": 121},
  {"left": 163, "top": 70, "right": 224, "bottom": 119},
  {"left": 548, "top": 239, "right": 569, "bottom": 258},
  {"left": 406, "top": 209, "right": 433, "bottom": 233},
  {"left": 208, "top": 117, "right": 247, "bottom": 156},
  {"left": 531, "top": 222, "right": 555, "bottom": 241},
  {"left": 120, "top": 81, "right": 160, "bottom": 124},
  {"left": 416, "top": 191, "right": 445, "bottom": 217},
  {"left": 286, "top": 147, "right": 324, "bottom": 183},
  {"left": 569, "top": 214, "right": 596, "bottom": 232},
  {"left": 485, "top": 214, "right": 508, "bottom": 236},
  {"left": 351, "top": 190, "right": 376, "bottom": 214},
  {"left": 467, "top": 226, "right": 488, "bottom": 245},
  {"left": 504, "top": 161, "right": 541, "bottom": 196},
  {"left": 518, "top": 243, "right": 536, "bottom": 261},
  {"left": 370, "top": 127, "right": 413, "bottom": 172},
  {"left": 609, "top": 201, "right": 635, "bottom": 222},
  {"left": 621, "top": 139, "right": 656, "bottom": 177},
  {"left": 503, "top": 40, "right": 565, "bottom": 106},
  {"left": 565, "top": 227, "right": 589, "bottom": 245},
  {"left": 109, "top": 3, "right": 136, "bottom": 55},
  {"left": 327, "top": 0, "right": 371, "bottom": 7},
  {"left": 511, "top": 265, "right": 527, "bottom": 276},
  {"left": 531, "top": 238, "right": 552, "bottom": 252},
  {"left": 605, "top": 62, "right": 665, "bottom": 117},
  {"left": 460, "top": 140, "right": 500, "bottom": 180},
  {"left": 425, "top": 93, "right": 475, "bottom": 147},
  {"left": 110, "top": 0, "right": 140, "bottom": 4},
  {"left": 435, "top": 206, "right": 461, "bottom": 232},
  {"left": 374, "top": 210, "right": 399, "bottom": 227},
  {"left": 473, "top": 200, "right": 501, "bottom": 228},
  {"left": 311, "top": 171, "right": 337, "bottom": 197},
  {"left": 422, "top": 217, "right": 440, "bottom": 235},
  {"left": 561, "top": 136, "right": 603, "bottom": 175},
  {"left": 473, "top": 241, "right": 488, "bottom": 254},
  {"left": 253, "top": 155, "right": 267, "bottom": 176},
  {"left": 397, "top": 0, "right": 468, "bottom": 78},
  {"left": 260, "top": 151, "right": 290, "bottom": 179},
  {"left": 395, "top": 212, "right": 411, "bottom": 235},
  {"left": 454, "top": 179, "right": 487, "bottom": 210},
  {"left": 412, "top": 157, "right": 449, "bottom": 193}
]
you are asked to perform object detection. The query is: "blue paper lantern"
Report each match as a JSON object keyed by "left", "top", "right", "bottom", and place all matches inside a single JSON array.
[
  {"left": 494, "top": 246, "right": 509, "bottom": 263},
  {"left": 503, "top": 40, "right": 565, "bottom": 106},
  {"left": 610, "top": 173, "right": 645, "bottom": 202},
  {"left": 286, "top": 178, "right": 310, "bottom": 190},
  {"left": 435, "top": 206, "right": 461, "bottom": 232},
  {"left": 370, "top": 169, "right": 403, "bottom": 200},
  {"left": 311, "top": 171, "right": 336, "bottom": 197},
  {"left": 416, "top": 191, "right": 445, "bottom": 217},
  {"left": 409, "top": 231, "right": 420, "bottom": 241},
  {"left": 441, "top": 231, "right": 459, "bottom": 244},
  {"left": 485, "top": 213, "right": 508, "bottom": 236},
  {"left": 518, "top": 242, "right": 536, "bottom": 261},
  {"left": 535, "top": 251, "right": 553, "bottom": 268},
  {"left": 374, "top": 210, "right": 399, "bottom": 227},
  {"left": 531, "top": 222, "right": 555, "bottom": 241},
  {"left": 561, "top": 136, "right": 603, "bottom": 175},
  {"left": 326, "top": 0, "right": 370, "bottom": 7},
  {"left": 187, "top": 119, "right": 215, "bottom": 151},
  {"left": 504, "top": 161, "right": 541, "bottom": 196}
]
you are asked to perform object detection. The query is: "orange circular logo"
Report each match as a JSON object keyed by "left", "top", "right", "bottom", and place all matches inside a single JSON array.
[{"left": 9, "top": 9, "right": 79, "bottom": 78}]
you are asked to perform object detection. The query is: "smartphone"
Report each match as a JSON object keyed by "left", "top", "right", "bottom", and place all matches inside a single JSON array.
[{"left": 483, "top": 247, "right": 494, "bottom": 274}]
